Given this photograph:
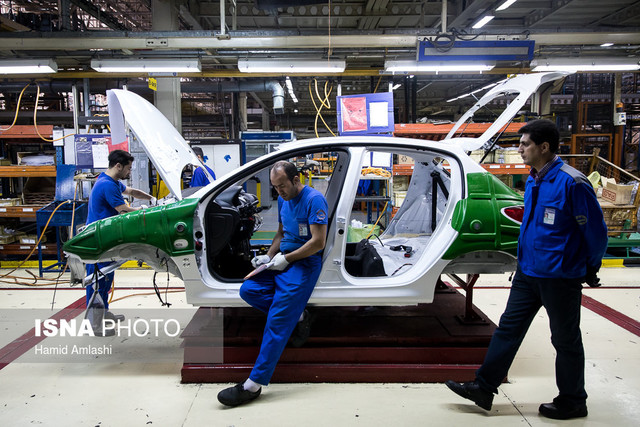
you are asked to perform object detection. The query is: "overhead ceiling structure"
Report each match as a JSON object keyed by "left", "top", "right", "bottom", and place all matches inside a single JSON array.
[{"left": 0, "top": 0, "right": 639, "bottom": 136}]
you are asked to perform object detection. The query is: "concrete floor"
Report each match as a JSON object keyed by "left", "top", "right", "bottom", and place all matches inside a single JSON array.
[{"left": 0, "top": 266, "right": 638, "bottom": 426}]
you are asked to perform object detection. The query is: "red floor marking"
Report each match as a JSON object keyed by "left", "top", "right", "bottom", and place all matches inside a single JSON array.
[
  {"left": 0, "top": 296, "right": 86, "bottom": 371},
  {"left": 582, "top": 294, "right": 640, "bottom": 337}
]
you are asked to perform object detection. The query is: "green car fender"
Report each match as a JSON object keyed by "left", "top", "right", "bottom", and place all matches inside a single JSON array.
[
  {"left": 443, "top": 172, "right": 523, "bottom": 260},
  {"left": 63, "top": 198, "right": 199, "bottom": 259}
]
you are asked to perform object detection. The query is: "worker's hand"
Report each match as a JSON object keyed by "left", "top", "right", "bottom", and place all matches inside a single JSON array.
[
  {"left": 584, "top": 264, "right": 601, "bottom": 287},
  {"left": 251, "top": 254, "right": 271, "bottom": 268},
  {"left": 150, "top": 197, "right": 157, "bottom": 206},
  {"left": 268, "top": 253, "right": 289, "bottom": 271},
  {"left": 140, "top": 204, "right": 149, "bottom": 209}
]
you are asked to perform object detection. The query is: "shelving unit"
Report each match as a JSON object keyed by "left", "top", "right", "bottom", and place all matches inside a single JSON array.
[{"left": 0, "top": 125, "right": 56, "bottom": 257}]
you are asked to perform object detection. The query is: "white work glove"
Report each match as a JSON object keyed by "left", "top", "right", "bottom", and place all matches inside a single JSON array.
[
  {"left": 140, "top": 204, "right": 149, "bottom": 209},
  {"left": 150, "top": 197, "right": 157, "bottom": 206},
  {"left": 251, "top": 254, "right": 271, "bottom": 268},
  {"left": 268, "top": 253, "right": 289, "bottom": 271}
]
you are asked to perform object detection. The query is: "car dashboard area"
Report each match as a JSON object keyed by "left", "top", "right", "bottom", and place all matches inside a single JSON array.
[{"left": 203, "top": 185, "right": 261, "bottom": 280}]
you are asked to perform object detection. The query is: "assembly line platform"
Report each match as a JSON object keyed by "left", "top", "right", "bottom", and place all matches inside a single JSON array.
[{"left": 180, "top": 285, "right": 497, "bottom": 384}]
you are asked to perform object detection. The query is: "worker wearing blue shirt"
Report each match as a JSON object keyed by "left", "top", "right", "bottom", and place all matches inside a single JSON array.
[
  {"left": 446, "top": 120, "right": 608, "bottom": 420},
  {"left": 190, "top": 146, "right": 216, "bottom": 187},
  {"left": 217, "top": 160, "right": 328, "bottom": 407},
  {"left": 86, "top": 150, "right": 155, "bottom": 335}
]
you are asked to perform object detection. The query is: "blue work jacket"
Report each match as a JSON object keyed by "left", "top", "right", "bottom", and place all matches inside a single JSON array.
[{"left": 518, "top": 157, "right": 608, "bottom": 279}]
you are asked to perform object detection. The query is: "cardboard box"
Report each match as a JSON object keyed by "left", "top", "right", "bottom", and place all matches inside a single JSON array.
[
  {"left": 600, "top": 177, "right": 635, "bottom": 205},
  {"left": 397, "top": 154, "right": 414, "bottom": 165}
]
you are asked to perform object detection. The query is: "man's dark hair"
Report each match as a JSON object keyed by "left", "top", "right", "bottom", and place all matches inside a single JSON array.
[
  {"left": 192, "top": 146, "right": 204, "bottom": 158},
  {"left": 518, "top": 119, "right": 560, "bottom": 153},
  {"left": 272, "top": 160, "right": 298, "bottom": 183},
  {"left": 108, "top": 149, "right": 134, "bottom": 168}
]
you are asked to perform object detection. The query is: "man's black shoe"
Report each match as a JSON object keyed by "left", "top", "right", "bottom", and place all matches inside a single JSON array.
[
  {"left": 217, "top": 383, "right": 261, "bottom": 407},
  {"left": 445, "top": 380, "right": 493, "bottom": 410},
  {"left": 104, "top": 311, "right": 125, "bottom": 322},
  {"left": 289, "top": 309, "right": 311, "bottom": 348},
  {"left": 93, "top": 327, "right": 115, "bottom": 337},
  {"left": 539, "top": 402, "right": 588, "bottom": 420}
]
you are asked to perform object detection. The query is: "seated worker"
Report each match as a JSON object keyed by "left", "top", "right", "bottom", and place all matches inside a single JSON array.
[
  {"left": 217, "top": 160, "right": 328, "bottom": 407},
  {"left": 86, "top": 149, "right": 155, "bottom": 336},
  {"left": 190, "top": 146, "right": 216, "bottom": 187}
]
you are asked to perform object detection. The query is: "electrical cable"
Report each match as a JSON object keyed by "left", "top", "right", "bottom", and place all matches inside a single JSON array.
[
  {"left": 361, "top": 167, "right": 392, "bottom": 178},
  {"left": 365, "top": 201, "right": 389, "bottom": 240},
  {"left": 33, "top": 83, "right": 75, "bottom": 143},
  {"left": 309, "top": 79, "right": 336, "bottom": 137},
  {"left": 0, "top": 83, "right": 30, "bottom": 131}
]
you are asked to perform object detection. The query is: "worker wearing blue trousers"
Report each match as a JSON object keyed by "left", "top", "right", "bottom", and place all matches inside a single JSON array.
[
  {"left": 445, "top": 119, "right": 608, "bottom": 420},
  {"left": 86, "top": 149, "right": 155, "bottom": 336},
  {"left": 217, "top": 160, "right": 328, "bottom": 407}
]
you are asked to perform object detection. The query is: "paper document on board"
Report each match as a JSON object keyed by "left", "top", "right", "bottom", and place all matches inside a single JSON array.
[{"left": 244, "top": 260, "right": 275, "bottom": 280}]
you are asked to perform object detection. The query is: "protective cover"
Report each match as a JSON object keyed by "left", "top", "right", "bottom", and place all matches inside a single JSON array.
[{"left": 107, "top": 89, "right": 213, "bottom": 200}]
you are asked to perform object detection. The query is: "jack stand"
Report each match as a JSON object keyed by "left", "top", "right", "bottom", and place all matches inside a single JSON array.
[{"left": 445, "top": 273, "right": 489, "bottom": 325}]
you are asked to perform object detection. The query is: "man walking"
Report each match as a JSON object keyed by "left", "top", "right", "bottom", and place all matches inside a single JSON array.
[{"left": 445, "top": 119, "right": 608, "bottom": 419}]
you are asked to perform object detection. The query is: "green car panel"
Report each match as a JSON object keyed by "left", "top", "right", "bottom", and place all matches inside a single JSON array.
[
  {"left": 443, "top": 172, "right": 523, "bottom": 260},
  {"left": 62, "top": 198, "right": 199, "bottom": 259}
]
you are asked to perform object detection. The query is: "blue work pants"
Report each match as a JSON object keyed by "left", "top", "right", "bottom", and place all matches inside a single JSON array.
[
  {"left": 86, "top": 262, "right": 114, "bottom": 310},
  {"left": 240, "top": 255, "right": 321, "bottom": 385},
  {"left": 476, "top": 267, "right": 587, "bottom": 406}
]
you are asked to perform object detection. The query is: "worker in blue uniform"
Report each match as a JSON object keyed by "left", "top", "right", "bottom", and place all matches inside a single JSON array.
[
  {"left": 189, "top": 146, "right": 216, "bottom": 187},
  {"left": 86, "top": 149, "right": 155, "bottom": 336},
  {"left": 446, "top": 119, "right": 608, "bottom": 420},
  {"left": 217, "top": 160, "right": 328, "bottom": 407}
]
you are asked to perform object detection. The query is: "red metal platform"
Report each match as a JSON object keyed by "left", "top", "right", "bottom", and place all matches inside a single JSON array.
[{"left": 181, "top": 288, "right": 497, "bottom": 384}]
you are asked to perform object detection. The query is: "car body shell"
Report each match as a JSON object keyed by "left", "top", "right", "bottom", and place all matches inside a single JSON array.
[{"left": 63, "top": 72, "right": 570, "bottom": 307}]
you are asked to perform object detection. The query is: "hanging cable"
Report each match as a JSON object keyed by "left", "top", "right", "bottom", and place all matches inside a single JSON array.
[
  {"left": 309, "top": 79, "right": 336, "bottom": 138},
  {"left": 33, "top": 83, "right": 76, "bottom": 143},
  {"left": 0, "top": 83, "right": 30, "bottom": 131}
]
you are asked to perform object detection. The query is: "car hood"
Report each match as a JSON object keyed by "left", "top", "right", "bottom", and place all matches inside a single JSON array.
[
  {"left": 107, "top": 89, "right": 213, "bottom": 200},
  {"left": 445, "top": 71, "right": 571, "bottom": 151}
]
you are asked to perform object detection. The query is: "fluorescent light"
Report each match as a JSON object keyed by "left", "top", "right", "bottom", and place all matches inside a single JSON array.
[
  {"left": 472, "top": 15, "right": 495, "bottom": 29},
  {"left": 91, "top": 58, "right": 201, "bottom": 73},
  {"left": 385, "top": 60, "right": 495, "bottom": 73},
  {"left": 238, "top": 58, "right": 346, "bottom": 73},
  {"left": 391, "top": 83, "right": 402, "bottom": 90},
  {"left": 0, "top": 59, "right": 58, "bottom": 74},
  {"left": 531, "top": 57, "right": 640, "bottom": 72},
  {"left": 600, "top": 42, "right": 614, "bottom": 47},
  {"left": 496, "top": 0, "right": 518, "bottom": 11}
]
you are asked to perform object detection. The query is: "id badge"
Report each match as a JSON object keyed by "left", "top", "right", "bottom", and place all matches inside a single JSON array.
[
  {"left": 298, "top": 223, "right": 309, "bottom": 237},
  {"left": 543, "top": 208, "right": 556, "bottom": 225}
]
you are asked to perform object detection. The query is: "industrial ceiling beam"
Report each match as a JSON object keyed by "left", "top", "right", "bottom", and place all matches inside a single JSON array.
[{"left": 1, "top": 31, "right": 639, "bottom": 51}]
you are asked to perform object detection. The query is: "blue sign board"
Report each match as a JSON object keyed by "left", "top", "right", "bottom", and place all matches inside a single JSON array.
[
  {"left": 418, "top": 40, "right": 535, "bottom": 62},
  {"left": 336, "top": 92, "right": 395, "bottom": 136}
]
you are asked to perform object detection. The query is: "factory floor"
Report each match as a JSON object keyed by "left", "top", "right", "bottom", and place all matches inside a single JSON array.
[{"left": 0, "top": 265, "right": 638, "bottom": 427}]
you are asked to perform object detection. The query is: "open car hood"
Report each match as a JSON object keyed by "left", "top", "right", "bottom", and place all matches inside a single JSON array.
[
  {"left": 107, "top": 89, "right": 213, "bottom": 200},
  {"left": 445, "top": 71, "right": 572, "bottom": 151}
]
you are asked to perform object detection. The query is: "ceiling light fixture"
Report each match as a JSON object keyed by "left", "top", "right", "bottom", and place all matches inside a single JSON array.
[
  {"left": 384, "top": 60, "right": 495, "bottom": 74},
  {"left": 238, "top": 58, "right": 346, "bottom": 73},
  {"left": 90, "top": 58, "right": 201, "bottom": 73},
  {"left": 600, "top": 42, "right": 614, "bottom": 47},
  {"left": 531, "top": 57, "right": 640, "bottom": 72},
  {"left": 0, "top": 59, "right": 58, "bottom": 74},
  {"left": 472, "top": 15, "right": 495, "bottom": 29},
  {"left": 496, "top": 0, "right": 518, "bottom": 11}
]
